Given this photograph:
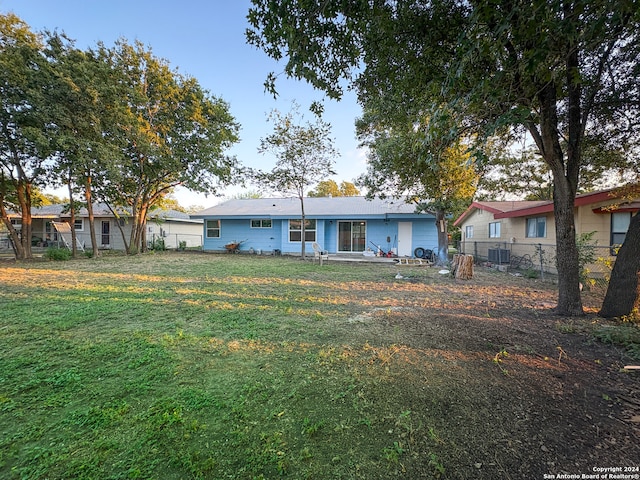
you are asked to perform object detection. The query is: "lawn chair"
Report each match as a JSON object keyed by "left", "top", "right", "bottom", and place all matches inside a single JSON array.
[{"left": 312, "top": 242, "right": 329, "bottom": 265}]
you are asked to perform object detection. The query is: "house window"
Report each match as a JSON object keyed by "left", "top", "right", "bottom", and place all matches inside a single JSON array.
[
  {"left": 611, "top": 212, "right": 631, "bottom": 247},
  {"left": 526, "top": 216, "right": 546, "bottom": 238},
  {"left": 489, "top": 222, "right": 501, "bottom": 238},
  {"left": 289, "top": 219, "right": 316, "bottom": 242},
  {"left": 74, "top": 219, "right": 84, "bottom": 231},
  {"left": 10, "top": 218, "right": 21, "bottom": 230},
  {"left": 251, "top": 219, "right": 272, "bottom": 228},
  {"left": 465, "top": 225, "right": 473, "bottom": 239},
  {"left": 206, "top": 220, "right": 220, "bottom": 238}
]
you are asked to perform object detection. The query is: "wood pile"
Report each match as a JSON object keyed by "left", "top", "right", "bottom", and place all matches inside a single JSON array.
[{"left": 452, "top": 254, "right": 474, "bottom": 280}]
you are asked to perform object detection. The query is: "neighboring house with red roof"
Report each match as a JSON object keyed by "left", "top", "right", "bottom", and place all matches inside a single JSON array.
[{"left": 453, "top": 187, "right": 639, "bottom": 273}]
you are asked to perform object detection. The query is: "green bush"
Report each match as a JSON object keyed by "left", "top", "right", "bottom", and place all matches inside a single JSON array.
[
  {"left": 150, "top": 238, "right": 166, "bottom": 251},
  {"left": 524, "top": 268, "right": 539, "bottom": 279},
  {"left": 45, "top": 246, "right": 71, "bottom": 261}
]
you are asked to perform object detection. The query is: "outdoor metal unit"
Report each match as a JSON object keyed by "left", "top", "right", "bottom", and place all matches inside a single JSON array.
[{"left": 488, "top": 248, "right": 510, "bottom": 264}]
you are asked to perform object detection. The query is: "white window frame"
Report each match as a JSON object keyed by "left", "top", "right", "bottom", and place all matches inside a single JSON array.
[
  {"left": 74, "top": 218, "right": 84, "bottom": 232},
  {"left": 489, "top": 222, "right": 501, "bottom": 238},
  {"left": 525, "top": 216, "right": 546, "bottom": 238},
  {"left": 289, "top": 219, "right": 316, "bottom": 242},
  {"left": 611, "top": 212, "right": 631, "bottom": 246},
  {"left": 465, "top": 225, "right": 473, "bottom": 239},
  {"left": 206, "top": 219, "right": 221, "bottom": 238},
  {"left": 250, "top": 219, "right": 272, "bottom": 228}
]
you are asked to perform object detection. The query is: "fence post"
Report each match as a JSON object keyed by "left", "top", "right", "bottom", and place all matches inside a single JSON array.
[{"left": 538, "top": 243, "right": 544, "bottom": 279}]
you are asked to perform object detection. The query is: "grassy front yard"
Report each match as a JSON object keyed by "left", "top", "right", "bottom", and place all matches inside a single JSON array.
[{"left": 1, "top": 253, "right": 638, "bottom": 479}]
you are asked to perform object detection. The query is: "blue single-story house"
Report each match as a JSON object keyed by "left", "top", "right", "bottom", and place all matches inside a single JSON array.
[{"left": 191, "top": 196, "right": 438, "bottom": 256}]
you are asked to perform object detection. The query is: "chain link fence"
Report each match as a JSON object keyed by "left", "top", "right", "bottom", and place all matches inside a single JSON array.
[
  {"left": 0, "top": 231, "right": 203, "bottom": 253},
  {"left": 458, "top": 240, "right": 615, "bottom": 291}
]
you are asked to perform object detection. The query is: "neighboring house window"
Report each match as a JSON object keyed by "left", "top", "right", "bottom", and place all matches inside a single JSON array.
[
  {"left": 206, "top": 220, "right": 220, "bottom": 238},
  {"left": 526, "top": 216, "right": 546, "bottom": 238},
  {"left": 45, "top": 221, "right": 58, "bottom": 241},
  {"left": 611, "top": 212, "right": 631, "bottom": 246},
  {"left": 251, "top": 219, "right": 272, "bottom": 228},
  {"left": 489, "top": 222, "right": 501, "bottom": 238},
  {"left": 289, "top": 219, "right": 316, "bottom": 242},
  {"left": 74, "top": 219, "right": 84, "bottom": 231},
  {"left": 10, "top": 218, "right": 21, "bottom": 230},
  {"left": 465, "top": 225, "right": 473, "bottom": 239}
]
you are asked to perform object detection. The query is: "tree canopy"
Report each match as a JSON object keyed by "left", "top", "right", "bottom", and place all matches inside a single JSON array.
[
  {"left": 0, "top": 14, "right": 53, "bottom": 259},
  {"left": 308, "top": 179, "right": 359, "bottom": 197},
  {"left": 247, "top": 0, "right": 640, "bottom": 315},
  {"left": 253, "top": 105, "right": 338, "bottom": 258},
  {"left": 0, "top": 14, "right": 241, "bottom": 257},
  {"left": 93, "top": 40, "right": 240, "bottom": 253},
  {"left": 356, "top": 108, "right": 479, "bottom": 262}
]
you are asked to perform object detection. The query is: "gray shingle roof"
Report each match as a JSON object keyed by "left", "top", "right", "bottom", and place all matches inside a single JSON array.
[{"left": 191, "top": 196, "right": 427, "bottom": 218}]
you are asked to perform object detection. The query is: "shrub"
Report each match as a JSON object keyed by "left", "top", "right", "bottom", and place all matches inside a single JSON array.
[
  {"left": 524, "top": 268, "right": 539, "bottom": 279},
  {"left": 150, "top": 238, "right": 166, "bottom": 251},
  {"left": 45, "top": 246, "right": 71, "bottom": 261}
]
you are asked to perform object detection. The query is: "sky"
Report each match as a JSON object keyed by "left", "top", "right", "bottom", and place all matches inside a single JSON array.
[{"left": 0, "top": 0, "right": 367, "bottom": 208}]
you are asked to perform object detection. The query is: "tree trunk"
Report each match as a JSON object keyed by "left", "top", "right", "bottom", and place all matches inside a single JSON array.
[
  {"left": 0, "top": 189, "right": 24, "bottom": 259},
  {"left": 128, "top": 206, "right": 141, "bottom": 255},
  {"left": 599, "top": 212, "right": 640, "bottom": 318},
  {"left": 299, "top": 197, "right": 306, "bottom": 259},
  {"left": 84, "top": 177, "right": 99, "bottom": 257},
  {"left": 67, "top": 180, "right": 78, "bottom": 258},
  {"left": 435, "top": 207, "right": 448, "bottom": 264},
  {"left": 553, "top": 184, "right": 583, "bottom": 316},
  {"left": 16, "top": 181, "right": 33, "bottom": 259},
  {"left": 139, "top": 203, "right": 149, "bottom": 253},
  {"left": 533, "top": 82, "right": 583, "bottom": 316}
]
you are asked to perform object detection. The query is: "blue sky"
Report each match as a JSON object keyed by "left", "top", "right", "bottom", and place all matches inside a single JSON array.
[{"left": 0, "top": 0, "right": 366, "bottom": 207}]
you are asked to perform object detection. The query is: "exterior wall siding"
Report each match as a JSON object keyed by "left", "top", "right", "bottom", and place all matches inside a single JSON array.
[
  {"left": 30, "top": 218, "right": 130, "bottom": 251},
  {"left": 203, "top": 219, "right": 283, "bottom": 253},
  {"left": 147, "top": 221, "right": 203, "bottom": 248},
  {"left": 201, "top": 216, "right": 438, "bottom": 256}
]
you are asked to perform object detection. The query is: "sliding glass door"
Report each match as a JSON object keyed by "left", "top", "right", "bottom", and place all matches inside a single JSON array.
[{"left": 338, "top": 221, "right": 366, "bottom": 252}]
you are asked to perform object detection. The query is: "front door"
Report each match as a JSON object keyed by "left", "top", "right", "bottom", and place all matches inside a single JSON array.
[
  {"left": 101, "top": 221, "right": 110, "bottom": 247},
  {"left": 338, "top": 221, "right": 366, "bottom": 252},
  {"left": 397, "top": 222, "right": 412, "bottom": 257}
]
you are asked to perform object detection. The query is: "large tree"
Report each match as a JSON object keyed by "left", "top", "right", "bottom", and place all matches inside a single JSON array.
[
  {"left": 247, "top": 0, "right": 640, "bottom": 316},
  {"left": 46, "top": 34, "right": 118, "bottom": 257},
  {"left": 356, "top": 109, "right": 479, "bottom": 263},
  {"left": 0, "top": 14, "right": 53, "bottom": 259},
  {"left": 96, "top": 40, "right": 240, "bottom": 254},
  {"left": 253, "top": 105, "right": 338, "bottom": 259}
]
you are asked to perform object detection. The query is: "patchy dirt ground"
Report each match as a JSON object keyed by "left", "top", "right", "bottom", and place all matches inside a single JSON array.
[
  {"left": 2, "top": 254, "right": 638, "bottom": 478},
  {"left": 345, "top": 266, "right": 640, "bottom": 479}
]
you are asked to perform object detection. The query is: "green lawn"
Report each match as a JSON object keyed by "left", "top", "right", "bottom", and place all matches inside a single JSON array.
[
  {"left": 1, "top": 253, "right": 637, "bottom": 479},
  {"left": 0, "top": 253, "right": 443, "bottom": 479}
]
